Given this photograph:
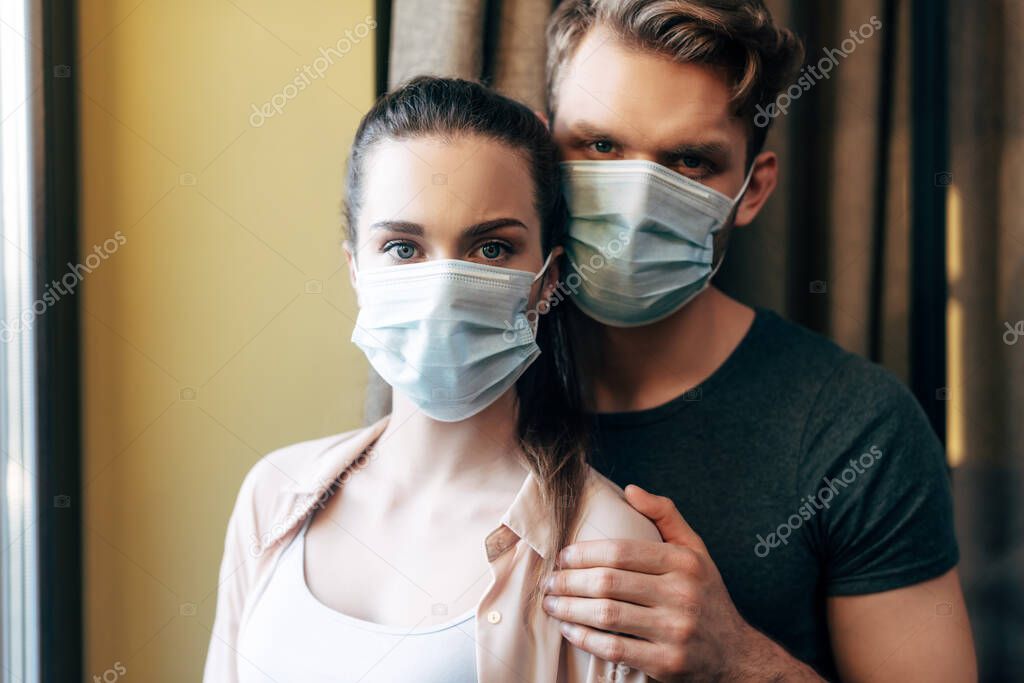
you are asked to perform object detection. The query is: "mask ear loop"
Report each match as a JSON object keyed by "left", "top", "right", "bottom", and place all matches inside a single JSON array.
[
  {"left": 705, "top": 164, "right": 757, "bottom": 285},
  {"left": 526, "top": 250, "right": 557, "bottom": 338},
  {"left": 346, "top": 241, "right": 361, "bottom": 283},
  {"left": 732, "top": 163, "right": 756, "bottom": 204},
  {"left": 532, "top": 250, "right": 555, "bottom": 283},
  {"left": 710, "top": 163, "right": 757, "bottom": 236}
]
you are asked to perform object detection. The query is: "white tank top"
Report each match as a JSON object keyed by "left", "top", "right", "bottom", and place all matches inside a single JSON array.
[{"left": 236, "top": 516, "right": 478, "bottom": 683}]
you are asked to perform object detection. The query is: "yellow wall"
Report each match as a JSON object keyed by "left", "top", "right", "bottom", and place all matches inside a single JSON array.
[{"left": 78, "top": 2, "right": 375, "bottom": 678}]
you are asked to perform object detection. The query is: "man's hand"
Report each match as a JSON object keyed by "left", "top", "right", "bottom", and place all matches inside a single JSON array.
[{"left": 542, "top": 485, "right": 822, "bottom": 682}]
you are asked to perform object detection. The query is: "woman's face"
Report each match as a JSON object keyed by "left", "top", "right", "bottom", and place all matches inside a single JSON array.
[{"left": 348, "top": 135, "right": 548, "bottom": 276}]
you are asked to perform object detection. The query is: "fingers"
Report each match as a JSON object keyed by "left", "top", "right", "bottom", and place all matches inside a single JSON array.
[
  {"left": 545, "top": 567, "right": 662, "bottom": 607},
  {"left": 557, "top": 621, "right": 669, "bottom": 677},
  {"left": 543, "top": 595, "right": 664, "bottom": 641},
  {"left": 624, "top": 484, "right": 706, "bottom": 551},
  {"left": 557, "top": 538, "right": 672, "bottom": 573}
]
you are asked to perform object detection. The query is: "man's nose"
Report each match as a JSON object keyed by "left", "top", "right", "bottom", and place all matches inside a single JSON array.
[{"left": 624, "top": 151, "right": 661, "bottom": 164}]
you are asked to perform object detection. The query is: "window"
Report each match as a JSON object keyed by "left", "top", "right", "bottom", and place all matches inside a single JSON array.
[{"left": 0, "top": 1, "right": 41, "bottom": 680}]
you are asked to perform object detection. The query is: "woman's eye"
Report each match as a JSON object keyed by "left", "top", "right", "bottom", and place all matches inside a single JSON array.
[
  {"left": 479, "top": 242, "right": 507, "bottom": 260},
  {"left": 384, "top": 241, "right": 417, "bottom": 260},
  {"left": 591, "top": 140, "right": 614, "bottom": 154},
  {"left": 682, "top": 155, "right": 703, "bottom": 169}
]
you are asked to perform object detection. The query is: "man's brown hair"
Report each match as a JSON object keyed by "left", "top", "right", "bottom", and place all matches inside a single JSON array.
[{"left": 546, "top": 0, "right": 804, "bottom": 160}]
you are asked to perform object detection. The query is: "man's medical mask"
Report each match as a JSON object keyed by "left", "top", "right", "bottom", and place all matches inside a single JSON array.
[
  {"left": 561, "top": 159, "right": 753, "bottom": 326},
  {"left": 351, "top": 254, "right": 552, "bottom": 422}
]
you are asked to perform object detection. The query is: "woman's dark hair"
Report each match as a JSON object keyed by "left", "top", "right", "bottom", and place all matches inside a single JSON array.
[
  {"left": 343, "top": 76, "right": 589, "bottom": 613},
  {"left": 344, "top": 76, "right": 565, "bottom": 252}
]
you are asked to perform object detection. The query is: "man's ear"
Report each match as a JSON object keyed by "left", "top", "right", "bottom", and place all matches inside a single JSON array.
[
  {"left": 343, "top": 241, "right": 358, "bottom": 290},
  {"left": 733, "top": 151, "right": 778, "bottom": 228}
]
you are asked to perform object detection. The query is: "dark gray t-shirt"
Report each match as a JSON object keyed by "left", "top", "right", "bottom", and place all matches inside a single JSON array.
[{"left": 590, "top": 307, "right": 959, "bottom": 681}]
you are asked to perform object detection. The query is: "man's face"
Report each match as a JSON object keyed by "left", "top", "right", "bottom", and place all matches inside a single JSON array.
[{"left": 551, "top": 25, "right": 773, "bottom": 229}]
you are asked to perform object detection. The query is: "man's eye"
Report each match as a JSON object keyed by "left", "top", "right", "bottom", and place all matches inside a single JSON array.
[
  {"left": 384, "top": 241, "right": 417, "bottom": 260},
  {"left": 674, "top": 155, "right": 718, "bottom": 180},
  {"left": 591, "top": 140, "right": 614, "bottom": 154}
]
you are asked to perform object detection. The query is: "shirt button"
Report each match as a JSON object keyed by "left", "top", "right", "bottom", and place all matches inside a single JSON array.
[{"left": 486, "top": 610, "right": 502, "bottom": 624}]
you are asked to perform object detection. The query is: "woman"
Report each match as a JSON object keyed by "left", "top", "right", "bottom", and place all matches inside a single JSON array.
[{"left": 204, "top": 77, "right": 658, "bottom": 683}]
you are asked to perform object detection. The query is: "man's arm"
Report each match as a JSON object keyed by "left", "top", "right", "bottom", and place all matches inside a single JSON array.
[
  {"left": 544, "top": 486, "right": 975, "bottom": 682},
  {"left": 828, "top": 568, "right": 976, "bottom": 682}
]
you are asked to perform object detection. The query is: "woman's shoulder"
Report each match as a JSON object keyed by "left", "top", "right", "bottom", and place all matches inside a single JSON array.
[
  {"left": 574, "top": 468, "right": 662, "bottom": 544},
  {"left": 231, "top": 421, "right": 386, "bottom": 527},
  {"left": 240, "top": 429, "right": 353, "bottom": 492}
]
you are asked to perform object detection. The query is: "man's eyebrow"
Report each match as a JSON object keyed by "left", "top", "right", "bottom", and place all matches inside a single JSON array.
[
  {"left": 368, "top": 220, "right": 423, "bottom": 235},
  {"left": 662, "top": 140, "right": 732, "bottom": 161},
  {"left": 568, "top": 119, "right": 732, "bottom": 161},
  {"left": 464, "top": 218, "right": 527, "bottom": 236},
  {"left": 568, "top": 120, "right": 619, "bottom": 140}
]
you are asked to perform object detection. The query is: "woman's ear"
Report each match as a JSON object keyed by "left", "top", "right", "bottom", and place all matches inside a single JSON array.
[
  {"left": 538, "top": 245, "right": 564, "bottom": 312},
  {"left": 343, "top": 241, "right": 358, "bottom": 290}
]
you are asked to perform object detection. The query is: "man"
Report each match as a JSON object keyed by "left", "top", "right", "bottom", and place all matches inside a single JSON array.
[{"left": 538, "top": 1, "right": 976, "bottom": 681}]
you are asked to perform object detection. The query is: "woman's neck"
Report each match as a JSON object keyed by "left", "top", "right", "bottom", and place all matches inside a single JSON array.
[{"left": 369, "top": 390, "right": 528, "bottom": 492}]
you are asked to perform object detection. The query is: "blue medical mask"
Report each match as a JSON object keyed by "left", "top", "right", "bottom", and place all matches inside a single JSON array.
[
  {"left": 561, "top": 160, "right": 753, "bottom": 327},
  {"left": 350, "top": 254, "right": 552, "bottom": 422}
]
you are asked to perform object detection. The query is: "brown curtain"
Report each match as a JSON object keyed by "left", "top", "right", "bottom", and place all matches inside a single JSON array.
[
  {"left": 944, "top": 1, "right": 1024, "bottom": 676},
  {"left": 387, "top": 0, "right": 551, "bottom": 107},
  {"left": 375, "top": 1, "right": 1023, "bottom": 676}
]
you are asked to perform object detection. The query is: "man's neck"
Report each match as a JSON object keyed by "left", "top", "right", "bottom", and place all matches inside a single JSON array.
[{"left": 587, "top": 287, "right": 755, "bottom": 413}]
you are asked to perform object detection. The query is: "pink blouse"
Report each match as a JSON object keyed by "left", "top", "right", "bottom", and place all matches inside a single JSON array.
[{"left": 204, "top": 416, "right": 658, "bottom": 682}]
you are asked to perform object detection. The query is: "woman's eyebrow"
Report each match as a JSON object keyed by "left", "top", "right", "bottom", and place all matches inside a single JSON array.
[
  {"left": 464, "top": 218, "right": 527, "bottom": 236},
  {"left": 368, "top": 220, "right": 424, "bottom": 235}
]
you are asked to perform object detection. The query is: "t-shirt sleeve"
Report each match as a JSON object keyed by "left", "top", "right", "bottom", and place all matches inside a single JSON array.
[{"left": 798, "top": 356, "right": 959, "bottom": 596}]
